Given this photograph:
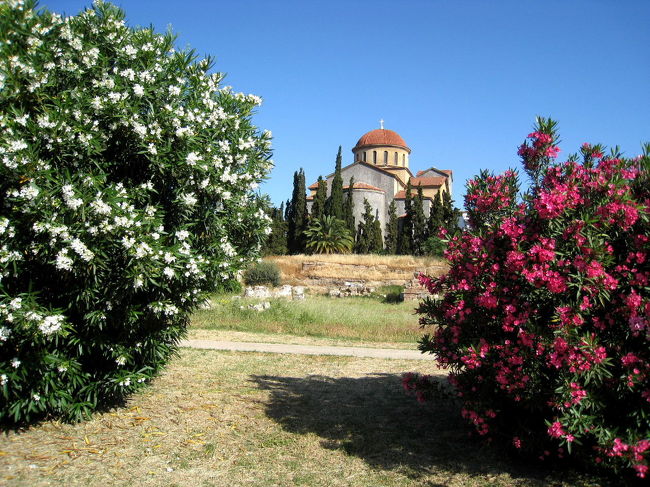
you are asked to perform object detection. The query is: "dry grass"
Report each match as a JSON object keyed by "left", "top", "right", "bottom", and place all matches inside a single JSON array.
[
  {"left": 266, "top": 254, "right": 447, "bottom": 283},
  {"left": 0, "top": 349, "right": 608, "bottom": 487}
]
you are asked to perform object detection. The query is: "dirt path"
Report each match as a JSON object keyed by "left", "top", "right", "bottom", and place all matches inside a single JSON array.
[{"left": 180, "top": 339, "right": 437, "bottom": 360}]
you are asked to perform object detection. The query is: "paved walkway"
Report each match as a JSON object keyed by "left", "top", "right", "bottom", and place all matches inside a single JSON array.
[{"left": 180, "top": 339, "right": 436, "bottom": 361}]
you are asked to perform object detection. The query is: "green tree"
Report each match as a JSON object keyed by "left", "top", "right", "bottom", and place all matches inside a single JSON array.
[
  {"left": 413, "top": 185, "right": 427, "bottom": 255},
  {"left": 304, "top": 216, "right": 353, "bottom": 254},
  {"left": 424, "top": 193, "right": 446, "bottom": 256},
  {"left": 263, "top": 203, "right": 288, "bottom": 255},
  {"left": 355, "top": 199, "right": 382, "bottom": 254},
  {"left": 384, "top": 200, "right": 398, "bottom": 254},
  {"left": 427, "top": 193, "right": 444, "bottom": 237},
  {"left": 441, "top": 190, "right": 460, "bottom": 233},
  {"left": 0, "top": 0, "right": 272, "bottom": 424},
  {"left": 325, "top": 146, "right": 344, "bottom": 219},
  {"left": 397, "top": 180, "right": 413, "bottom": 254},
  {"left": 370, "top": 217, "right": 383, "bottom": 254},
  {"left": 311, "top": 176, "right": 327, "bottom": 220},
  {"left": 343, "top": 176, "right": 355, "bottom": 234},
  {"left": 287, "top": 169, "right": 307, "bottom": 254}
]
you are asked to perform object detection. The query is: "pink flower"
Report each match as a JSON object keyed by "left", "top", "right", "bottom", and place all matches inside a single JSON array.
[{"left": 548, "top": 421, "right": 566, "bottom": 438}]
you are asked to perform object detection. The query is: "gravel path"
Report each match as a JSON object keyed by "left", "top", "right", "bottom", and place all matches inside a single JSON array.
[{"left": 180, "top": 339, "right": 436, "bottom": 361}]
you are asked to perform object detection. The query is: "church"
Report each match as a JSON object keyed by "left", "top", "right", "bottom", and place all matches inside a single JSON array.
[{"left": 307, "top": 123, "right": 453, "bottom": 232}]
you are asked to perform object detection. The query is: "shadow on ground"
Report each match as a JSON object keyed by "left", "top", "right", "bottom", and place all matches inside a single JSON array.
[{"left": 250, "top": 373, "right": 613, "bottom": 486}]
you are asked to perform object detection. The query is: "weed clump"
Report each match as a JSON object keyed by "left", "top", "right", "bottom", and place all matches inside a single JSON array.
[{"left": 244, "top": 261, "right": 281, "bottom": 287}]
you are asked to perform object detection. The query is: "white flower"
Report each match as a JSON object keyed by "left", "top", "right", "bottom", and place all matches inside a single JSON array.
[
  {"left": 122, "top": 236, "right": 135, "bottom": 249},
  {"left": 121, "top": 68, "right": 135, "bottom": 81},
  {"left": 118, "top": 378, "right": 131, "bottom": 387},
  {"left": 186, "top": 152, "right": 200, "bottom": 165},
  {"left": 163, "top": 267, "right": 175, "bottom": 278},
  {"left": 61, "top": 184, "right": 83, "bottom": 210},
  {"left": 176, "top": 230, "right": 189, "bottom": 241},
  {"left": 116, "top": 356, "right": 126, "bottom": 366},
  {"left": 55, "top": 249, "right": 73, "bottom": 271},
  {"left": 147, "top": 143, "right": 157, "bottom": 155},
  {"left": 40, "top": 315, "right": 64, "bottom": 335},
  {"left": 134, "top": 276, "right": 144, "bottom": 289},
  {"left": 0, "top": 374, "right": 7, "bottom": 386},
  {"left": 168, "top": 85, "right": 181, "bottom": 96},
  {"left": 70, "top": 238, "right": 94, "bottom": 261},
  {"left": 163, "top": 252, "right": 176, "bottom": 264},
  {"left": 33, "top": 394, "right": 40, "bottom": 401},
  {"left": 57, "top": 365, "right": 68, "bottom": 373},
  {"left": 132, "top": 122, "right": 147, "bottom": 137},
  {"left": 135, "top": 242, "right": 152, "bottom": 259},
  {"left": 9, "top": 297, "right": 22, "bottom": 310},
  {"left": 91, "top": 199, "right": 111, "bottom": 215},
  {"left": 11, "top": 358, "right": 20, "bottom": 368},
  {"left": 180, "top": 193, "right": 197, "bottom": 206},
  {"left": 0, "top": 326, "right": 11, "bottom": 342}
]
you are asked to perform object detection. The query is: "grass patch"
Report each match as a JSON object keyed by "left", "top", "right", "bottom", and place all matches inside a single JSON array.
[
  {"left": 191, "top": 295, "right": 422, "bottom": 343},
  {"left": 0, "top": 349, "right": 611, "bottom": 487}
]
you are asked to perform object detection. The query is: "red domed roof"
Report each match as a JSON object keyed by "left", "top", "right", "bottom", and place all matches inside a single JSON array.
[{"left": 353, "top": 129, "right": 410, "bottom": 153}]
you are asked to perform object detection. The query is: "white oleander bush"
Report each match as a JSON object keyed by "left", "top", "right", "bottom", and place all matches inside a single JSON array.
[{"left": 0, "top": 0, "right": 272, "bottom": 424}]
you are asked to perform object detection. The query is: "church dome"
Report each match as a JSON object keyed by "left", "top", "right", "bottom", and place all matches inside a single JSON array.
[{"left": 353, "top": 129, "right": 411, "bottom": 153}]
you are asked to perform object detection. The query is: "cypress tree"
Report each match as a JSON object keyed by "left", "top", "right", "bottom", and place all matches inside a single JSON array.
[
  {"left": 263, "top": 204, "right": 288, "bottom": 255},
  {"left": 355, "top": 198, "right": 375, "bottom": 254},
  {"left": 384, "top": 200, "right": 398, "bottom": 254},
  {"left": 427, "top": 193, "right": 444, "bottom": 238},
  {"left": 326, "top": 146, "right": 344, "bottom": 219},
  {"left": 413, "top": 185, "right": 427, "bottom": 255},
  {"left": 343, "top": 176, "right": 355, "bottom": 234},
  {"left": 441, "top": 190, "right": 459, "bottom": 233},
  {"left": 397, "top": 180, "right": 413, "bottom": 254},
  {"left": 311, "top": 176, "right": 327, "bottom": 220},
  {"left": 287, "top": 168, "right": 307, "bottom": 254},
  {"left": 284, "top": 199, "right": 291, "bottom": 221},
  {"left": 370, "top": 213, "right": 383, "bottom": 254}
]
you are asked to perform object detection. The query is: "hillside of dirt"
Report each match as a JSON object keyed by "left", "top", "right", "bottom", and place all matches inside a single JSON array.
[{"left": 265, "top": 254, "right": 448, "bottom": 293}]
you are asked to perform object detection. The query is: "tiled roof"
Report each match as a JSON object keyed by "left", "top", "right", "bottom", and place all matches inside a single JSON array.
[
  {"left": 343, "top": 182, "right": 384, "bottom": 192},
  {"left": 353, "top": 129, "right": 410, "bottom": 152},
  {"left": 308, "top": 182, "right": 319, "bottom": 190},
  {"left": 410, "top": 176, "right": 446, "bottom": 187}
]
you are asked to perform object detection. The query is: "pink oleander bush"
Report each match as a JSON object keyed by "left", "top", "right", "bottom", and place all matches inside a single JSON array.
[{"left": 410, "top": 117, "right": 650, "bottom": 479}]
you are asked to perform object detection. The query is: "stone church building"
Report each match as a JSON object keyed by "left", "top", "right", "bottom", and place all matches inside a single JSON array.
[{"left": 307, "top": 124, "right": 453, "bottom": 231}]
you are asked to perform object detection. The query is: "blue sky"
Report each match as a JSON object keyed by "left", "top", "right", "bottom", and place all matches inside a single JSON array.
[{"left": 43, "top": 0, "right": 650, "bottom": 208}]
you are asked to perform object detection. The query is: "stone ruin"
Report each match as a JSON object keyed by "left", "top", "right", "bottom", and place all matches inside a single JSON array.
[
  {"left": 327, "top": 282, "right": 375, "bottom": 298},
  {"left": 243, "top": 284, "right": 305, "bottom": 300}
]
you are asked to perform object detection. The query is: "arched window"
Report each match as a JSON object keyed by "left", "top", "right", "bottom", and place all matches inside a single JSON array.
[
  {"left": 402, "top": 154, "right": 406, "bottom": 166},
  {"left": 394, "top": 152, "right": 398, "bottom": 164},
  {"left": 373, "top": 151, "right": 377, "bottom": 164},
  {"left": 363, "top": 151, "right": 367, "bottom": 162},
  {"left": 383, "top": 151, "right": 388, "bottom": 165}
]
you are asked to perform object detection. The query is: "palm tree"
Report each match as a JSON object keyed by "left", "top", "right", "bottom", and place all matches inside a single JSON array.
[{"left": 304, "top": 216, "right": 354, "bottom": 254}]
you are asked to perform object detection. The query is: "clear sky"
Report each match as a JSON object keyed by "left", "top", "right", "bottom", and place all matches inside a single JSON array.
[{"left": 42, "top": 0, "right": 650, "bottom": 208}]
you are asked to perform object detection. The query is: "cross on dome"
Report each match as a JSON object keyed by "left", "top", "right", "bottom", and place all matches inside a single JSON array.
[{"left": 379, "top": 118, "right": 384, "bottom": 130}]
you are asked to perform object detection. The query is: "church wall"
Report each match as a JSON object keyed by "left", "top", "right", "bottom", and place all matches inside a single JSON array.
[
  {"left": 351, "top": 190, "right": 386, "bottom": 239},
  {"left": 392, "top": 198, "right": 432, "bottom": 219}
]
